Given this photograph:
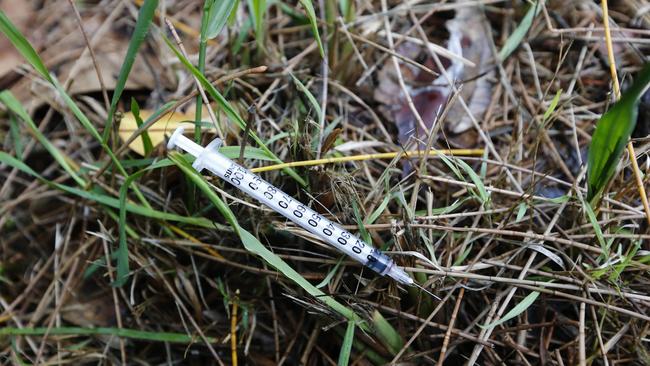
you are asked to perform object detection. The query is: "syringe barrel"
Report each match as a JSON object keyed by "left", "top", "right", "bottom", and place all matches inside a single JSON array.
[{"left": 168, "top": 128, "right": 412, "bottom": 284}]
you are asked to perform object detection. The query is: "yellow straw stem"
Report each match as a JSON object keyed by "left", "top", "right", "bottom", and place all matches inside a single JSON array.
[{"left": 250, "top": 149, "right": 485, "bottom": 173}]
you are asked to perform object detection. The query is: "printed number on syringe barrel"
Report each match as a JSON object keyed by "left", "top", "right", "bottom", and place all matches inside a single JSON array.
[{"left": 222, "top": 160, "right": 387, "bottom": 273}]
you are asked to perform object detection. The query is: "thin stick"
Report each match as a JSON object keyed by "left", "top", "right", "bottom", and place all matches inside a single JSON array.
[
  {"left": 438, "top": 287, "right": 465, "bottom": 364},
  {"left": 579, "top": 299, "right": 586, "bottom": 366},
  {"left": 250, "top": 149, "right": 484, "bottom": 173},
  {"left": 66, "top": 0, "right": 110, "bottom": 112},
  {"left": 231, "top": 289, "right": 239, "bottom": 366}
]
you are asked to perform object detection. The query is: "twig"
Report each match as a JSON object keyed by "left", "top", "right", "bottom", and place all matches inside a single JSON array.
[
  {"left": 437, "top": 287, "right": 465, "bottom": 364},
  {"left": 66, "top": 0, "right": 110, "bottom": 112},
  {"left": 250, "top": 148, "right": 484, "bottom": 173},
  {"left": 231, "top": 289, "right": 239, "bottom": 366}
]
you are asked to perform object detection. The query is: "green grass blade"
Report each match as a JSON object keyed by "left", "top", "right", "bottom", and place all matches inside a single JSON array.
[
  {"left": 116, "top": 170, "right": 147, "bottom": 287},
  {"left": 0, "top": 9, "right": 136, "bottom": 189},
  {"left": 498, "top": 2, "right": 540, "bottom": 62},
  {"left": 0, "top": 10, "right": 52, "bottom": 82},
  {"left": 542, "top": 89, "right": 562, "bottom": 123},
  {"left": 130, "top": 98, "right": 154, "bottom": 155},
  {"left": 0, "top": 152, "right": 220, "bottom": 229},
  {"left": 371, "top": 310, "right": 404, "bottom": 355},
  {"left": 481, "top": 291, "right": 540, "bottom": 330},
  {"left": 0, "top": 326, "right": 215, "bottom": 344},
  {"left": 581, "top": 197, "right": 608, "bottom": 258},
  {"left": 291, "top": 73, "right": 323, "bottom": 125},
  {"left": 338, "top": 321, "right": 355, "bottom": 366},
  {"left": 0, "top": 91, "right": 85, "bottom": 186},
  {"left": 367, "top": 194, "right": 391, "bottom": 225},
  {"left": 103, "top": 0, "right": 159, "bottom": 143},
  {"left": 206, "top": 0, "right": 237, "bottom": 39},
  {"left": 163, "top": 36, "right": 307, "bottom": 186},
  {"left": 250, "top": 0, "right": 267, "bottom": 51},
  {"left": 9, "top": 115, "right": 23, "bottom": 160},
  {"left": 168, "top": 152, "right": 362, "bottom": 323},
  {"left": 297, "top": 0, "right": 324, "bottom": 58},
  {"left": 587, "top": 63, "right": 650, "bottom": 203}
]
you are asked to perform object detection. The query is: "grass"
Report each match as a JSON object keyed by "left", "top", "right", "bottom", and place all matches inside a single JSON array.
[{"left": 1, "top": 1, "right": 649, "bottom": 365}]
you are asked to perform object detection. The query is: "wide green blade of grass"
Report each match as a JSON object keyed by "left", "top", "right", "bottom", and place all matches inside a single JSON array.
[
  {"left": 371, "top": 310, "right": 405, "bottom": 355},
  {"left": 337, "top": 321, "right": 355, "bottom": 366},
  {"left": 130, "top": 98, "right": 154, "bottom": 155},
  {"left": 205, "top": 0, "right": 237, "bottom": 39},
  {"left": 103, "top": 0, "right": 159, "bottom": 143},
  {"left": 587, "top": 63, "right": 650, "bottom": 203},
  {"left": 249, "top": 0, "right": 267, "bottom": 51},
  {"left": 0, "top": 10, "right": 52, "bottom": 82},
  {"left": 498, "top": 2, "right": 540, "bottom": 62}
]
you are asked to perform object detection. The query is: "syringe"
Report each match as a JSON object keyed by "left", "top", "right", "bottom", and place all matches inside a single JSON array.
[{"left": 167, "top": 126, "right": 414, "bottom": 285}]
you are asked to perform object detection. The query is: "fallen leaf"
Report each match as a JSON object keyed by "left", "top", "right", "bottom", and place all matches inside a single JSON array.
[
  {"left": 374, "top": 7, "right": 494, "bottom": 147},
  {"left": 445, "top": 7, "right": 494, "bottom": 134},
  {"left": 118, "top": 108, "right": 212, "bottom": 156}
]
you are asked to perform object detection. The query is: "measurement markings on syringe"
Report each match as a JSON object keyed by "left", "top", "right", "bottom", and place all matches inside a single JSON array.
[
  {"left": 223, "top": 161, "right": 375, "bottom": 265},
  {"left": 167, "top": 128, "right": 414, "bottom": 284}
]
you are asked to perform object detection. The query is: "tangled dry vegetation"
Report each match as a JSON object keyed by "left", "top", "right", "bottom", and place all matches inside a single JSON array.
[{"left": 1, "top": 0, "right": 650, "bottom": 365}]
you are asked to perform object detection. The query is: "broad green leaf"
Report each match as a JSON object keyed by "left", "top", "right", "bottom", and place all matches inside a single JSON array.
[
  {"left": 205, "top": 0, "right": 237, "bottom": 39},
  {"left": 481, "top": 291, "right": 540, "bottom": 329},
  {"left": 0, "top": 10, "right": 52, "bottom": 82},
  {"left": 498, "top": 2, "right": 540, "bottom": 61},
  {"left": 338, "top": 321, "right": 355, "bottom": 366},
  {"left": 587, "top": 63, "right": 650, "bottom": 203},
  {"left": 104, "top": 0, "right": 159, "bottom": 142},
  {"left": 371, "top": 310, "right": 404, "bottom": 355}
]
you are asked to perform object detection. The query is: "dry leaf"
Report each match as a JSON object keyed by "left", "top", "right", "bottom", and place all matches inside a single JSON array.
[
  {"left": 445, "top": 7, "right": 494, "bottom": 134},
  {"left": 374, "top": 7, "right": 494, "bottom": 145},
  {"left": 118, "top": 108, "right": 210, "bottom": 156}
]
